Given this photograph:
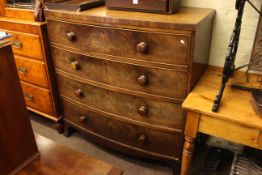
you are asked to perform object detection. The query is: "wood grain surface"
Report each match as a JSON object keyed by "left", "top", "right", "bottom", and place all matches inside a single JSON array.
[
  {"left": 45, "top": 6, "right": 215, "bottom": 31},
  {"left": 0, "top": 17, "right": 42, "bottom": 35},
  {"left": 56, "top": 73, "right": 184, "bottom": 131},
  {"left": 0, "top": 14, "right": 61, "bottom": 122},
  {"left": 21, "top": 81, "right": 55, "bottom": 116},
  {"left": 52, "top": 47, "right": 188, "bottom": 100},
  {"left": 48, "top": 19, "right": 190, "bottom": 66},
  {"left": 181, "top": 66, "right": 262, "bottom": 175},
  {"left": 61, "top": 98, "right": 183, "bottom": 161},
  {"left": 0, "top": 0, "right": 35, "bottom": 20},
  {"left": 106, "top": 0, "right": 181, "bottom": 14},
  {"left": 106, "top": 0, "right": 169, "bottom": 13},
  {"left": 45, "top": 6, "right": 215, "bottom": 171},
  {"left": 17, "top": 134, "right": 123, "bottom": 175},
  {"left": 15, "top": 55, "right": 49, "bottom": 88},
  {"left": 183, "top": 66, "right": 262, "bottom": 130},
  {"left": 0, "top": 42, "right": 39, "bottom": 175},
  {"left": 5, "top": 30, "right": 44, "bottom": 60}
]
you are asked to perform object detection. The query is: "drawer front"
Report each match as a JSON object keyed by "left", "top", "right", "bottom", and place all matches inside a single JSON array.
[
  {"left": 1, "top": 30, "right": 43, "bottom": 60},
  {"left": 109, "top": 116, "right": 183, "bottom": 158},
  {"left": 48, "top": 20, "right": 190, "bottom": 65},
  {"left": 52, "top": 47, "right": 188, "bottom": 99},
  {"left": 15, "top": 56, "right": 49, "bottom": 88},
  {"left": 21, "top": 82, "right": 54, "bottom": 115},
  {"left": 106, "top": 0, "right": 168, "bottom": 12},
  {"left": 56, "top": 73, "right": 184, "bottom": 129},
  {"left": 62, "top": 98, "right": 112, "bottom": 139},
  {"left": 62, "top": 98, "right": 182, "bottom": 158}
]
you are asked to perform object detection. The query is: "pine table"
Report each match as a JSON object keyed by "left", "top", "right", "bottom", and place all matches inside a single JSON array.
[{"left": 181, "top": 66, "right": 262, "bottom": 175}]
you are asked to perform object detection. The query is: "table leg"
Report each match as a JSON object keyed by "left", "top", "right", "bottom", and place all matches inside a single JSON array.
[
  {"left": 181, "top": 136, "right": 196, "bottom": 175},
  {"left": 180, "top": 111, "right": 200, "bottom": 175}
]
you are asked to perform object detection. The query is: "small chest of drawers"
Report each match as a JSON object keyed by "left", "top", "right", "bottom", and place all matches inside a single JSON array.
[
  {"left": 0, "top": 18, "right": 60, "bottom": 122},
  {"left": 45, "top": 6, "right": 215, "bottom": 173}
]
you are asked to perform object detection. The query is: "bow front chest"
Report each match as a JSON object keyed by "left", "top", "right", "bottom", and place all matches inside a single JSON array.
[{"left": 45, "top": 6, "right": 215, "bottom": 172}]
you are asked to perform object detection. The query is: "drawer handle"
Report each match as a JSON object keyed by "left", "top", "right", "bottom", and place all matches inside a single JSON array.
[
  {"left": 138, "top": 105, "right": 148, "bottom": 116},
  {"left": 12, "top": 40, "right": 23, "bottom": 49},
  {"left": 79, "top": 116, "right": 88, "bottom": 123},
  {"left": 66, "top": 32, "right": 76, "bottom": 41},
  {"left": 137, "top": 75, "right": 148, "bottom": 86},
  {"left": 18, "top": 67, "right": 28, "bottom": 75},
  {"left": 24, "top": 93, "right": 34, "bottom": 102},
  {"left": 136, "top": 42, "right": 147, "bottom": 54},
  {"left": 137, "top": 134, "right": 147, "bottom": 145},
  {"left": 75, "top": 89, "right": 83, "bottom": 97},
  {"left": 70, "top": 60, "right": 80, "bottom": 70}
]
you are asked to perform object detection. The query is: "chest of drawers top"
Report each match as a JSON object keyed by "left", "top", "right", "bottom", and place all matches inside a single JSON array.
[{"left": 45, "top": 6, "right": 215, "bottom": 31}]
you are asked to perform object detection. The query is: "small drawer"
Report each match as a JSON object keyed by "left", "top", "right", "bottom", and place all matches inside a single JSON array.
[
  {"left": 61, "top": 98, "right": 182, "bottom": 159},
  {"left": 2, "top": 30, "right": 43, "bottom": 60},
  {"left": 21, "top": 82, "right": 54, "bottom": 115},
  {"left": 15, "top": 56, "right": 49, "bottom": 88},
  {"left": 48, "top": 20, "right": 190, "bottom": 66},
  {"left": 52, "top": 47, "right": 188, "bottom": 99},
  {"left": 56, "top": 73, "right": 184, "bottom": 130}
]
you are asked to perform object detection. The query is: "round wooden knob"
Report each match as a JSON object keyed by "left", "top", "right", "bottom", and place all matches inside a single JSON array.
[
  {"left": 137, "top": 75, "right": 148, "bottom": 86},
  {"left": 70, "top": 60, "right": 80, "bottom": 70},
  {"left": 66, "top": 31, "right": 76, "bottom": 41},
  {"left": 75, "top": 89, "right": 83, "bottom": 97},
  {"left": 137, "top": 134, "right": 147, "bottom": 145},
  {"left": 79, "top": 116, "right": 87, "bottom": 123},
  {"left": 136, "top": 42, "right": 147, "bottom": 53},
  {"left": 138, "top": 105, "right": 148, "bottom": 116}
]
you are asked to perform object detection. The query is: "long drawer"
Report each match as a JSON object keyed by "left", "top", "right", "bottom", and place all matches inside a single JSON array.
[
  {"left": 52, "top": 47, "right": 188, "bottom": 100},
  {"left": 1, "top": 30, "right": 44, "bottom": 60},
  {"left": 21, "top": 82, "right": 54, "bottom": 115},
  {"left": 61, "top": 98, "right": 183, "bottom": 159},
  {"left": 48, "top": 19, "right": 190, "bottom": 66},
  {"left": 15, "top": 55, "right": 49, "bottom": 88},
  {"left": 56, "top": 73, "right": 184, "bottom": 130}
]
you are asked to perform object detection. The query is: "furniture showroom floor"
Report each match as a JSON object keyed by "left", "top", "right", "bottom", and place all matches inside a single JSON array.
[{"left": 30, "top": 112, "right": 173, "bottom": 175}]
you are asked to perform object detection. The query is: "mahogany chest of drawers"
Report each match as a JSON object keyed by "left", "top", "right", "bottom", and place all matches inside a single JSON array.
[
  {"left": 0, "top": 18, "right": 61, "bottom": 122},
  {"left": 45, "top": 6, "right": 215, "bottom": 172}
]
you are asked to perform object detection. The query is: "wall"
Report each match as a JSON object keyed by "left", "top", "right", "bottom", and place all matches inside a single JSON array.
[{"left": 182, "top": 0, "right": 262, "bottom": 68}]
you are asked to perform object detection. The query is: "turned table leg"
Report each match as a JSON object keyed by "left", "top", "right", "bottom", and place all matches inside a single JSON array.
[
  {"left": 181, "top": 136, "right": 196, "bottom": 175},
  {"left": 180, "top": 111, "right": 200, "bottom": 175}
]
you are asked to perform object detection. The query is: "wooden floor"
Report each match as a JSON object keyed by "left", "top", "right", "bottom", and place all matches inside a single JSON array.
[{"left": 17, "top": 134, "right": 122, "bottom": 175}]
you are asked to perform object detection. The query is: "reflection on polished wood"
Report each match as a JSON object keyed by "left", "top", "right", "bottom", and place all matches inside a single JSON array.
[
  {"left": 0, "top": 41, "right": 39, "bottom": 175},
  {"left": 181, "top": 66, "right": 262, "bottom": 175},
  {"left": 17, "top": 134, "right": 123, "bottom": 175}
]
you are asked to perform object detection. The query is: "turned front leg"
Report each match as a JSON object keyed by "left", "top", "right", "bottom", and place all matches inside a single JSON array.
[
  {"left": 180, "top": 111, "right": 200, "bottom": 175},
  {"left": 181, "top": 136, "right": 196, "bottom": 175}
]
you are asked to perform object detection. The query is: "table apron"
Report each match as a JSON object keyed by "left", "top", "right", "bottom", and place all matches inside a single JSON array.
[{"left": 198, "top": 114, "right": 262, "bottom": 150}]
